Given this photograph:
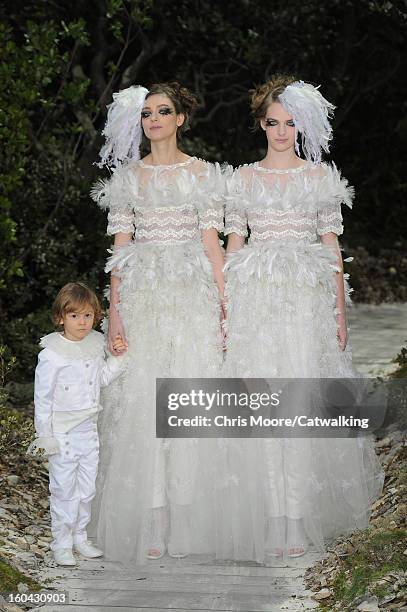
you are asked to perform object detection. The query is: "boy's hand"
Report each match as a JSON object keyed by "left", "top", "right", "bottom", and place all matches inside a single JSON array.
[{"left": 112, "top": 334, "right": 128, "bottom": 354}]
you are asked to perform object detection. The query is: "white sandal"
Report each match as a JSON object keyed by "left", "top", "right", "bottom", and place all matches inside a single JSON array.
[
  {"left": 167, "top": 504, "right": 190, "bottom": 560},
  {"left": 266, "top": 516, "right": 286, "bottom": 557},
  {"left": 286, "top": 517, "right": 308, "bottom": 558},
  {"left": 146, "top": 506, "right": 167, "bottom": 560}
]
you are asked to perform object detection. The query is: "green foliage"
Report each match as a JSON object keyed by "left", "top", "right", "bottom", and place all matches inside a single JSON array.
[
  {"left": 391, "top": 344, "right": 407, "bottom": 379},
  {"left": 0, "top": 346, "right": 34, "bottom": 453},
  {"left": 326, "top": 525, "right": 407, "bottom": 609},
  {"left": 0, "top": 557, "right": 42, "bottom": 593},
  {"left": 0, "top": 0, "right": 406, "bottom": 384}
]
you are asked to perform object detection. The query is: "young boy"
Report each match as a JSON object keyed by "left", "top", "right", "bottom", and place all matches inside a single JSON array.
[{"left": 28, "top": 282, "right": 127, "bottom": 566}]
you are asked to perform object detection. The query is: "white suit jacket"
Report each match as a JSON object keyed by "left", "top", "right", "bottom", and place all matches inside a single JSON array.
[{"left": 30, "top": 330, "right": 125, "bottom": 454}]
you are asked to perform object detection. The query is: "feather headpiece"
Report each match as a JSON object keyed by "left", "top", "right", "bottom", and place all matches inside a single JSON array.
[
  {"left": 97, "top": 85, "right": 149, "bottom": 168},
  {"left": 279, "top": 81, "right": 335, "bottom": 163}
]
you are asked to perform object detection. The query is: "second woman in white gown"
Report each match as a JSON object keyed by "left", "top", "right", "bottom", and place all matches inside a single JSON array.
[{"left": 223, "top": 76, "right": 384, "bottom": 561}]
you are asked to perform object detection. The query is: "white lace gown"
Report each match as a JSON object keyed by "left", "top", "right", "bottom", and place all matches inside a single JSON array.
[
  {"left": 89, "top": 157, "right": 227, "bottom": 563},
  {"left": 223, "top": 162, "right": 384, "bottom": 561}
]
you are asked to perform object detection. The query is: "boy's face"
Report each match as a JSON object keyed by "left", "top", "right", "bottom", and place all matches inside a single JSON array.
[{"left": 60, "top": 304, "right": 95, "bottom": 341}]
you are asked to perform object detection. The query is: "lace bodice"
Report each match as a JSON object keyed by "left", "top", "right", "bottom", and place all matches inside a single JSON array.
[
  {"left": 91, "top": 157, "right": 224, "bottom": 243},
  {"left": 225, "top": 162, "right": 354, "bottom": 243}
]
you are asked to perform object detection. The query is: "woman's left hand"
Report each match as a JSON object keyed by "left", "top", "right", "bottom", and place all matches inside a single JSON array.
[
  {"left": 336, "top": 312, "right": 347, "bottom": 351},
  {"left": 220, "top": 300, "right": 227, "bottom": 351}
]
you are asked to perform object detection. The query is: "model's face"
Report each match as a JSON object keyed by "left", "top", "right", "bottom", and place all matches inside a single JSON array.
[
  {"left": 60, "top": 305, "right": 95, "bottom": 341},
  {"left": 261, "top": 102, "right": 296, "bottom": 153},
  {"left": 141, "top": 94, "right": 184, "bottom": 142}
]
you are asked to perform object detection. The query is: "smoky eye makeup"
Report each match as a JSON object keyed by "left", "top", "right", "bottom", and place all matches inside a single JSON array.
[
  {"left": 141, "top": 107, "right": 175, "bottom": 119},
  {"left": 159, "top": 107, "right": 174, "bottom": 115},
  {"left": 265, "top": 118, "right": 295, "bottom": 127}
]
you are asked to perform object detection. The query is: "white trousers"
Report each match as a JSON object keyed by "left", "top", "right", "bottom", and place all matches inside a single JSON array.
[{"left": 49, "top": 418, "right": 99, "bottom": 551}]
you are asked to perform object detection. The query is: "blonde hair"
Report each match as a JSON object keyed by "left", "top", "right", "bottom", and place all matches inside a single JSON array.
[
  {"left": 250, "top": 74, "right": 297, "bottom": 128},
  {"left": 52, "top": 282, "right": 102, "bottom": 327}
]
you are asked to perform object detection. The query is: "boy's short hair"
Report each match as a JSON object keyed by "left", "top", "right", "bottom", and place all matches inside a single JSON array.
[{"left": 52, "top": 282, "right": 103, "bottom": 327}]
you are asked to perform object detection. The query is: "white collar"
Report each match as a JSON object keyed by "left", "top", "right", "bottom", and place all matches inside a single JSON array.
[{"left": 39, "top": 330, "right": 105, "bottom": 359}]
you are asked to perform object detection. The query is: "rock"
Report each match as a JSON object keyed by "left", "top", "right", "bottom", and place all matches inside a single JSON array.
[
  {"left": 24, "top": 525, "right": 43, "bottom": 536},
  {"left": 312, "top": 588, "right": 332, "bottom": 600},
  {"left": 13, "top": 551, "right": 38, "bottom": 567},
  {"left": 379, "top": 594, "right": 396, "bottom": 605},
  {"left": 24, "top": 535, "right": 36, "bottom": 545},
  {"left": 17, "top": 582, "right": 29, "bottom": 593},
  {"left": 0, "top": 594, "right": 25, "bottom": 612},
  {"left": 38, "top": 534, "right": 52, "bottom": 542},
  {"left": 43, "top": 551, "right": 57, "bottom": 566},
  {"left": 0, "top": 506, "right": 14, "bottom": 520},
  {"left": 29, "top": 544, "right": 45, "bottom": 557},
  {"left": 12, "top": 536, "right": 30, "bottom": 551},
  {"left": 377, "top": 436, "right": 392, "bottom": 448},
  {"left": 357, "top": 598, "right": 380, "bottom": 611},
  {"left": 6, "top": 475, "right": 20, "bottom": 486}
]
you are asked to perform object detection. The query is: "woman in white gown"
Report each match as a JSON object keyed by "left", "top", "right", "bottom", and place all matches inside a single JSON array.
[
  {"left": 89, "top": 82, "right": 226, "bottom": 563},
  {"left": 224, "top": 76, "right": 384, "bottom": 561}
]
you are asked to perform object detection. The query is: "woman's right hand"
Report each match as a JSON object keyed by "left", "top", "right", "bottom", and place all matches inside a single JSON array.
[{"left": 108, "top": 307, "right": 128, "bottom": 355}]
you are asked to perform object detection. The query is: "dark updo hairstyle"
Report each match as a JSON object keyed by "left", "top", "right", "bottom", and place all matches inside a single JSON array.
[
  {"left": 250, "top": 74, "right": 297, "bottom": 129},
  {"left": 145, "top": 81, "right": 199, "bottom": 136}
]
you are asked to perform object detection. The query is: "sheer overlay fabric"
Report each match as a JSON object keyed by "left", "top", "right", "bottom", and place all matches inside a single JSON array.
[
  {"left": 223, "top": 162, "right": 384, "bottom": 561},
  {"left": 90, "top": 158, "right": 230, "bottom": 563}
]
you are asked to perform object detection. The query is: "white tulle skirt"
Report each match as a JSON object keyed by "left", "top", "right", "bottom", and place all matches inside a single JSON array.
[
  {"left": 90, "top": 241, "right": 228, "bottom": 563},
  {"left": 222, "top": 240, "right": 384, "bottom": 561}
]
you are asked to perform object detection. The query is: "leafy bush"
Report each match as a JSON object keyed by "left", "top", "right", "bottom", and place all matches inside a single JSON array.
[{"left": 0, "top": 346, "right": 34, "bottom": 454}]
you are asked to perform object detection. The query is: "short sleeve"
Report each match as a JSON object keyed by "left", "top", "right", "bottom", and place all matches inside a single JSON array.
[
  {"left": 91, "top": 165, "right": 135, "bottom": 235},
  {"left": 195, "top": 162, "right": 225, "bottom": 232},
  {"left": 224, "top": 167, "right": 248, "bottom": 237},
  {"left": 316, "top": 163, "right": 354, "bottom": 236},
  {"left": 317, "top": 205, "right": 344, "bottom": 236}
]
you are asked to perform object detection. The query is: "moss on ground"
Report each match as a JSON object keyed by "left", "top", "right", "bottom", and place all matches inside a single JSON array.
[
  {"left": 322, "top": 528, "right": 407, "bottom": 609},
  {"left": 0, "top": 556, "right": 42, "bottom": 593}
]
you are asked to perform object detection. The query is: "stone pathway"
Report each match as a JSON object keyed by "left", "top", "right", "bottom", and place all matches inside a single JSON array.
[{"left": 33, "top": 303, "right": 406, "bottom": 612}]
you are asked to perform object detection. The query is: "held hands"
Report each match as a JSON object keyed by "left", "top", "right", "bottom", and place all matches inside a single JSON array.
[
  {"left": 336, "top": 312, "right": 347, "bottom": 352},
  {"left": 111, "top": 334, "right": 128, "bottom": 355},
  {"left": 108, "top": 307, "right": 129, "bottom": 355}
]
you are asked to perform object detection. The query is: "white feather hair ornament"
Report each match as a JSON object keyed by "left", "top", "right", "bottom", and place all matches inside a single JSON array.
[
  {"left": 279, "top": 81, "right": 335, "bottom": 163},
  {"left": 97, "top": 85, "right": 149, "bottom": 168}
]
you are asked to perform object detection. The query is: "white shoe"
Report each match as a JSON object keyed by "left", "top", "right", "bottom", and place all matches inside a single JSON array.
[
  {"left": 73, "top": 540, "right": 103, "bottom": 558},
  {"left": 54, "top": 548, "right": 77, "bottom": 566}
]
